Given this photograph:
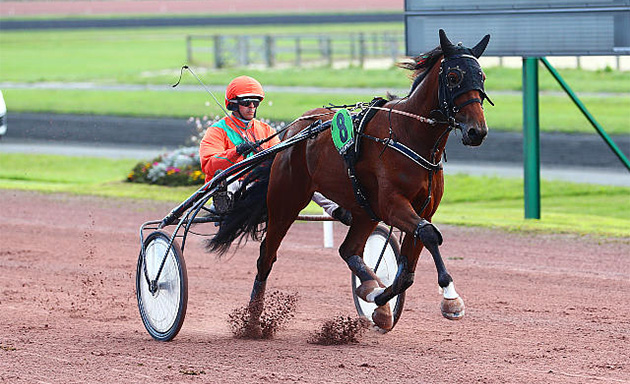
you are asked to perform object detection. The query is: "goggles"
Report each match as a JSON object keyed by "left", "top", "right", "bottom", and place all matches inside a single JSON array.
[{"left": 235, "top": 98, "right": 261, "bottom": 107}]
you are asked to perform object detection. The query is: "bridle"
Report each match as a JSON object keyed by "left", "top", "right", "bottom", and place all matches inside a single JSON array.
[
  {"left": 436, "top": 53, "right": 494, "bottom": 129},
  {"left": 346, "top": 53, "right": 493, "bottom": 134}
]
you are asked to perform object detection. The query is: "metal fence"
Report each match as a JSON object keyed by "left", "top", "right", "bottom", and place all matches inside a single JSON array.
[{"left": 186, "top": 32, "right": 405, "bottom": 68}]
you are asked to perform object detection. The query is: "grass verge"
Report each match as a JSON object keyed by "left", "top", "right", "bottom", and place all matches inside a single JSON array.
[
  {"left": 2, "top": 27, "right": 628, "bottom": 93},
  {"left": 1, "top": 153, "right": 628, "bottom": 237},
  {"left": 2, "top": 25, "right": 628, "bottom": 136}
]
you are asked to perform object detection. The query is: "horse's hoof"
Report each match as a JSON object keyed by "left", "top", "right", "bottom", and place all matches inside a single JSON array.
[
  {"left": 441, "top": 297, "right": 465, "bottom": 320},
  {"left": 244, "top": 322, "right": 264, "bottom": 339},
  {"left": 372, "top": 304, "right": 393, "bottom": 331},
  {"left": 356, "top": 280, "right": 381, "bottom": 302}
]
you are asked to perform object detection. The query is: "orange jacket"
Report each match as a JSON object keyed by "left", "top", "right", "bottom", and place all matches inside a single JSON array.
[{"left": 199, "top": 114, "right": 280, "bottom": 182}]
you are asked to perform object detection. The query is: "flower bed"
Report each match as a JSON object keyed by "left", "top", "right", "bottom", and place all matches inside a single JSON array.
[
  {"left": 127, "top": 115, "right": 286, "bottom": 187},
  {"left": 127, "top": 146, "right": 204, "bottom": 187}
]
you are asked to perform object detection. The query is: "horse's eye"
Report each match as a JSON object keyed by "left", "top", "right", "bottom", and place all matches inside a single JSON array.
[{"left": 447, "top": 72, "right": 460, "bottom": 85}]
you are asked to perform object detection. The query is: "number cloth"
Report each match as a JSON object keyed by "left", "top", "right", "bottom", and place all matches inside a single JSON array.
[{"left": 331, "top": 109, "right": 354, "bottom": 152}]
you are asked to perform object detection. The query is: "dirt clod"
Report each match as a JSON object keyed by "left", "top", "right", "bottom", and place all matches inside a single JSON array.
[
  {"left": 228, "top": 290, "right": 298, "bottom": 339},
  {"left": 308, "top": 316, "right": 370, "bottom": 345}
]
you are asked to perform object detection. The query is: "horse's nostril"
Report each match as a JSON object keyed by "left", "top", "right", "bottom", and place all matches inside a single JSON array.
[{"left": 467, "top": 128, "right": 478, "bottom": 139}]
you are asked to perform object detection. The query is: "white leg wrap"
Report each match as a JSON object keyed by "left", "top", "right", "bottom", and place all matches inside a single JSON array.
[
  {"left": 366, "top": 287, "right": 385, "bottom": 303},
  {"left": 442, "top": 282, "right": 459, "bottom": 300}
]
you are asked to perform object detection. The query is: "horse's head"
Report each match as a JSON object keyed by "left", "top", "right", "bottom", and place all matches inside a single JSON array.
[{"left": 437, "top": 29, "right": 492, "bottom": 146}]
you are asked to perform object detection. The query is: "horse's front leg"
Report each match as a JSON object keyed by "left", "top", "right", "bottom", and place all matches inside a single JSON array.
[
  {"left": 376, "top": 204, "right": 464, "bottom": 320},
  {"left": 413, "top": 219, "right": 464, "bottom": 319},
  {"left": 372, "top": 235, "right": 416, "bottom": 307}
]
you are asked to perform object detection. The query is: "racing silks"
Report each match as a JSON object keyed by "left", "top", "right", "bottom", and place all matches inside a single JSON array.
[{"left": 199, "top": 114, "right": 280, "bottom": 182}]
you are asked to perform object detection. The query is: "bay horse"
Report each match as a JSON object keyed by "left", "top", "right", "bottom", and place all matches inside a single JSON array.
[{"left": 209, "top": 30, "right": 492, "bottom": 333}]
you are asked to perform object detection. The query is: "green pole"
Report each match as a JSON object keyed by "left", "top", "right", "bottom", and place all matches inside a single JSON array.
[
  {"left": 523, "top": 57, "right": 541, "bottom": 219},
  {"left": 540, "top": 57, "right": 630, "bottom": 171}
]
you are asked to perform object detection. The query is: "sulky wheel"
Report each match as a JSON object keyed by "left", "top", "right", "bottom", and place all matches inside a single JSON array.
[
  {"left": 136, "top": 230, "right": 188, "bottom": 341},
  {"left": 352, "top": 224, "right": 405, "bottom": 330}
]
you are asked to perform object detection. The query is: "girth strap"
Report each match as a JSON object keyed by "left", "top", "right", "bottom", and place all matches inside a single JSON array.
[{"left": 345, "top": 159, "right": 380, "bottom": 222}]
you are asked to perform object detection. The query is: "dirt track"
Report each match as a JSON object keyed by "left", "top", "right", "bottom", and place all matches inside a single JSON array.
[{"left": 0, "top": 190, "right": 629, "bottom": 383}]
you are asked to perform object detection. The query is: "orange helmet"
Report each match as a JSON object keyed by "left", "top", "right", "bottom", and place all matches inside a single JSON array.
[{"left": 225, "top": 76, "right": 265, "bottom": 109}]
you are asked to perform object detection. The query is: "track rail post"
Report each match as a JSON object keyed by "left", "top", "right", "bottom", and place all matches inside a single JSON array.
[{"left": 522, "top": 57, "right": 541, "bottom": 219}]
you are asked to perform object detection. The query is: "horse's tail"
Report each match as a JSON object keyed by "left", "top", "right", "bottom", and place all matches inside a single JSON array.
[{"left": 205, "top": 157, "right": 274, "bottom": 256}]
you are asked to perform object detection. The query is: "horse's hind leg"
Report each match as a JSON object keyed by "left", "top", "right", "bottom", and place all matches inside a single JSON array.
[
  {"left": 339, "top": 219, "right": 395, "bottom": 330},
  {"left": 247, "top": 210, "right": 306, "bottom": 336},
  {"left": 246, "top": 238, "right": 273, "bottom": 338},
  {"left": 248, "top": 158, "right": 313, "bottom": 329},
  {"left": 249, "top": 205, "right": 306, "bottom": 307}
]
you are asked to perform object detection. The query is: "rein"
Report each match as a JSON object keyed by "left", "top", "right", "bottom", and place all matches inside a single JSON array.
[
  {"left": 352, "top": 103, "right": 439, "bottom": 126},
  {"left": 328, "top": 101, "right": 460, "bottom": 131},
  {"left": 254, "top": 110, "right": 336, "bottom": 147}
]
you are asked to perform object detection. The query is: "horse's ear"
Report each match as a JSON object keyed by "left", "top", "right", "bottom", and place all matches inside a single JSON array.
[
  {"left": 439, "top": 29, "right": 455, "bottom": 54},
  {"left": 471, "top": 34, "right": 491, "bottom": 58}
]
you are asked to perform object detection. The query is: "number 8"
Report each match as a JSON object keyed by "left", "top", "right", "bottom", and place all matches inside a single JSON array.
[{"left": 337, "top": 113, "right": 348, "bottom": 142}]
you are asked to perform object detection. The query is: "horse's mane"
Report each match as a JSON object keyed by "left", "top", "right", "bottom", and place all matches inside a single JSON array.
[{"left": 397, "top": 46, "right": 443, "bottom": 97}]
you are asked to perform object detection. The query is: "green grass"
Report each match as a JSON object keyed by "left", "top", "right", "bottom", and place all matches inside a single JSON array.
[
  {"left": 4, "top": 88, "right": 629, "bottom": 135},
  {"left": 0, "top": 24, "right": 403, "bottom": 83},
  {"left": 2, "top": 88, "right": 372, "bottom": 123},
  {"left": 1, "top": 26, "right": 628, "bottom": 135},
  {"left": 1, "top": 153, "right": 628, "bottom": 237},
  {"left": 485, "top": 93, "right": 630, "bottom": 135},
  {"left": 0, "top": 154, "right": 135, "bottom": 184},
  {"left": 2, "top": 27, "right": 628, "bottom": 92},
  {"left": 0, "top": 153, "right": 196, "bottom": 202},
  {"left": 117, "top": 67, "right": 411, "bottom": 89},
  {"left": 484, "top": 66, "right": 630, "bottom": 94}
]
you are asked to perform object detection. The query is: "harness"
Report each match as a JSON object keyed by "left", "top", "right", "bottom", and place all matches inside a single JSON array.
[
  {"left": 329, "top": 54, "right": 492, "bottom": 222},
  {"left": 340, "top": 98, "right": 387, "bottom": 221},
  {"left": 330, "top": 97, "right": 444, "bottom": 221}
]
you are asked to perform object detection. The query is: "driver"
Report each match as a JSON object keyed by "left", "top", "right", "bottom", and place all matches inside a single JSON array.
[
  {"left": 199, "top": 75, "right": 352, "bottom": 225},
  {"left": 200, "top": 75, "right": 278, "bottom": 179}
]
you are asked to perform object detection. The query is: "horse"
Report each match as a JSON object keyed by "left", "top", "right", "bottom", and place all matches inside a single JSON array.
[{"left": 209, "top": 29, "right": 492, "bottom": 333}]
